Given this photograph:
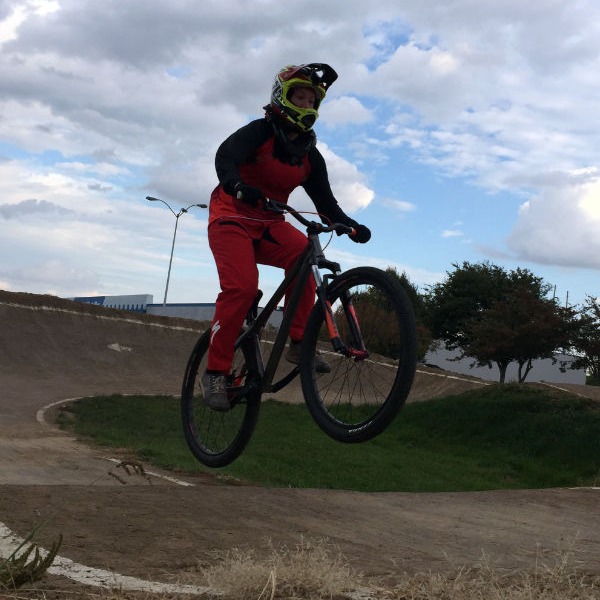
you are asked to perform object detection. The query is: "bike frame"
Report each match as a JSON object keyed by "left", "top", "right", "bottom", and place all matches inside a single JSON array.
[{"left": 233, "top": 202, "right": 366, "bottom": 396}]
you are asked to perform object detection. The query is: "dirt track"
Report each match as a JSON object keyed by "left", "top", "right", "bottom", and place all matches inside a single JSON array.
[{"left": 0, "top": 291, "right": 598, "bottom": 595}]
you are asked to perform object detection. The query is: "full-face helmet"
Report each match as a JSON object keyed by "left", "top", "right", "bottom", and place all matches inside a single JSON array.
[{"left": 269, "top": 63, "right": 338, "bottom": 132}]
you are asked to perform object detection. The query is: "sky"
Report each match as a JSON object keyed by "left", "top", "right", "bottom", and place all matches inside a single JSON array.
[{"left": 1, "top": 0, "right": 599, "bottom": 309}]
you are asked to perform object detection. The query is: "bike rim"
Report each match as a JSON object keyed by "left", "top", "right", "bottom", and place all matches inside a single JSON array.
[
  {"left": 182, "top": 335, "right": 259, "bottom": 465},
  {"left": 304, "top": 268, "right": 416, "bottom": 436}
]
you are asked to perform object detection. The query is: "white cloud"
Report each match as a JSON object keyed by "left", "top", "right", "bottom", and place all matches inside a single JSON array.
[
  {"left": 320, "top": 96, "right": 373, "bottom": 125},
  {"left": 381, "top": 198, "right": 416, "bottom": 215},
  {"left": 0, "top": 198, "right": 72, "bottom": 219},
  {"left": 441, "top": 229, "right": 463, "bottom": 238},
  {"left": 507, "top": 178, "right": 600, "bottom": 269},
  {"left": 579, "top": 176, "right": 600, "bottom": 220},
  {"left": 296, "top": 142, "right": 374, "bottom": 215},
  {"left": 0, "top": 0, "right": 599, "bottom": 303},
  {"left": 0, "top": 0, "right": 59, "bottom": 44},
  {"left": 327, "top": 247, "right": 443, "bottom": 290}
]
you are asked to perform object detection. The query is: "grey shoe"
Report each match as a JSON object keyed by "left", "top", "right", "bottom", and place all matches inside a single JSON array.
[
  {"left": 201, "top": 372, "right": 230, "bottom": 411},
  {"left": 285, "top": 341, "right": 331, "bottom": 374}
]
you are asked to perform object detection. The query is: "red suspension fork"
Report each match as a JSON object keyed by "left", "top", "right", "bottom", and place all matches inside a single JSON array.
[
  {"left": 340, "top": 291, "right": 369, "bottom": 360},
  {"left": 313, "top": 265, "right": 368, "bottom": 360},
  {"left": 312, "top": 264, "right": 345, "bottom": 353},
  {"left": 323, "top": 298, "right": 346, "bottom": 353}
]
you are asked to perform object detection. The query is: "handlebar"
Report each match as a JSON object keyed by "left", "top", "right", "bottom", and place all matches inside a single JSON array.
[{"left": 263, "top": 198, "right": 356, "bottom": 238}]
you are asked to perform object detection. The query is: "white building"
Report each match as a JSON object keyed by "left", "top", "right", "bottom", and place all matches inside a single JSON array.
[
  {"left": 424, "top": 342, "right": 586, "bottom": 384},
  {"left": 71, "top": 295, "right": 283, "bottom": 328},
  {"left": 69, "top": 294, "right": 152, "bottom": 313}
]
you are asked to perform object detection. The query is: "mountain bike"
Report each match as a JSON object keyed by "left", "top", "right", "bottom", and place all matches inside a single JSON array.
[{"left": 181, "top": 200, "right": 417, "bottom": 467}]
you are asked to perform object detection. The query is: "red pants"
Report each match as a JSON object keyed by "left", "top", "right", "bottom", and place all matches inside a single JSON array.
[{"left": 207, "top": 217, "right": 316, "bottom": 373}]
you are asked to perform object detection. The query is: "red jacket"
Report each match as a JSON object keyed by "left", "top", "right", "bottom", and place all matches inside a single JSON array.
[{"left": 209, "top": 117, "right": 356, "bottom": 228}]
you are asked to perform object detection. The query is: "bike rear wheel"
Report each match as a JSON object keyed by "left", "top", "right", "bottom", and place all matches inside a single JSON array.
[
  {"left": 181, "top": 330, "right": 261, "bottom": 467},
  {"left": 301, "top": 266, "right": 417, "bottom": 443}
]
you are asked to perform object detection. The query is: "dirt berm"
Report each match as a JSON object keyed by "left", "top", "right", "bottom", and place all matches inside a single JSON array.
[{"left": 0, "top": 290, "right": 598, "bottom": 595}]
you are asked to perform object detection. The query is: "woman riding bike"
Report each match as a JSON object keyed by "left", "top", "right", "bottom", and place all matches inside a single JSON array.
[{"left": 203, "top": 63, "right": 371, "bottom": 410}]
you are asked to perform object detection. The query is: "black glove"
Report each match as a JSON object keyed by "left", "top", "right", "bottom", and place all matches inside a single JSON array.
[
  {"left": 233, "top": 181, "right": 266, "bottom": 207},
  {"left": 350, "top": 223, "right": 371, "bottom": 243}
]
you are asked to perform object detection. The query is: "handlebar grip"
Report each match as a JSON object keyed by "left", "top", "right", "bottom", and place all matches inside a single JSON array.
[{"left": 338, "top": 224, "right": 355, "bottom": 236}]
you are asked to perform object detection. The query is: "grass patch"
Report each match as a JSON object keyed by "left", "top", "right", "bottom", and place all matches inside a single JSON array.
[
  {"left": 55, "top": 385, "right": 600, "bottom": 492},
  {"left": 0, "top": 528, "right": 62, "bottom": 592}
]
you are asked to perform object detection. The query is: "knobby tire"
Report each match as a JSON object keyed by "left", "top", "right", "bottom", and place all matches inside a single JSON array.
[
  {"left": 181, "top": 330, "right": 261, "bottom": 467},
  {"left": 300, "top": 266, "right": 417, "bottom": 443}
]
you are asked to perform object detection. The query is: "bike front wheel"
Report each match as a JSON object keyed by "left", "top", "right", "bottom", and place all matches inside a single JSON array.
[
  {"left": 301, "top": 266, "right": 417, "bottom": 443},
  {"left": 181, "top": 330, "right": 261, "bottom": 467}
]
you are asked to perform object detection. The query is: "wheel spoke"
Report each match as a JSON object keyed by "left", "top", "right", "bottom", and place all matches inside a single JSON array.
[
  {"left": 301, "top": 267, "right": 417, "bottom": 443},
  {"left": 181, "top": 331, "right": 261, "bottom": 467}
]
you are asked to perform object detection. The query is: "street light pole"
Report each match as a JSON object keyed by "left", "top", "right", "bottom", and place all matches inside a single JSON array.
[{"left": 146, "top": 196, "right": 207, "bottom": 306}]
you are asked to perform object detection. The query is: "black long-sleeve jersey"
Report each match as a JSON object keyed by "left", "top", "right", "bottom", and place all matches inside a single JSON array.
[{"left": 214, "top": 118, "right": 355, "bottom": 226}]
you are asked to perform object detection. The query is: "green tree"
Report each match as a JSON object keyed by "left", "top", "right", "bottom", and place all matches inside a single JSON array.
[
  {"left": 424, "top": 261, "right": 572, "bottom": 383},
  {"left": 462, "top": 287, "right": 575, "bottom": 383},
  {"left": 570, "top": 296, "right": 600, "bottom": 384},
  {"left": 382, "top": 267, "right": 431, "bottom": 361},
  {"left": 342, "top": 267, "right": 429, "bottom": 361}
]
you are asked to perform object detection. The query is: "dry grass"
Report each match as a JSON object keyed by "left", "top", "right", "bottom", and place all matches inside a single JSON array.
[
  {"left": 387, "top": 550, "right": 600, "bottom": 600},
  {"left": 5, "top": 538, "right": 599, "bottom": 600},
  {"left": 202, "top": 536, "right": 363, "bottom": 599},
  {"left": 191, "top": 537, "right": 599, "bottom": 600}
]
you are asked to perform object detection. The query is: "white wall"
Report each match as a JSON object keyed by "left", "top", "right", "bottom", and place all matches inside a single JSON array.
[
  {"left": 146, "top": 303, "right": 284, "bottom": 328},
  {"left": 70, "top": 294, "right": 153, "bottom": 313},
  {"left": 424, "top": 343, "right": 586, "bottom": 384}
]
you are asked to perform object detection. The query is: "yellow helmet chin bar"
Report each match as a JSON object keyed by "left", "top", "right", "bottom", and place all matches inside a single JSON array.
[{"left": 271, "top": 63, "right": 338, "bottom": 132}]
